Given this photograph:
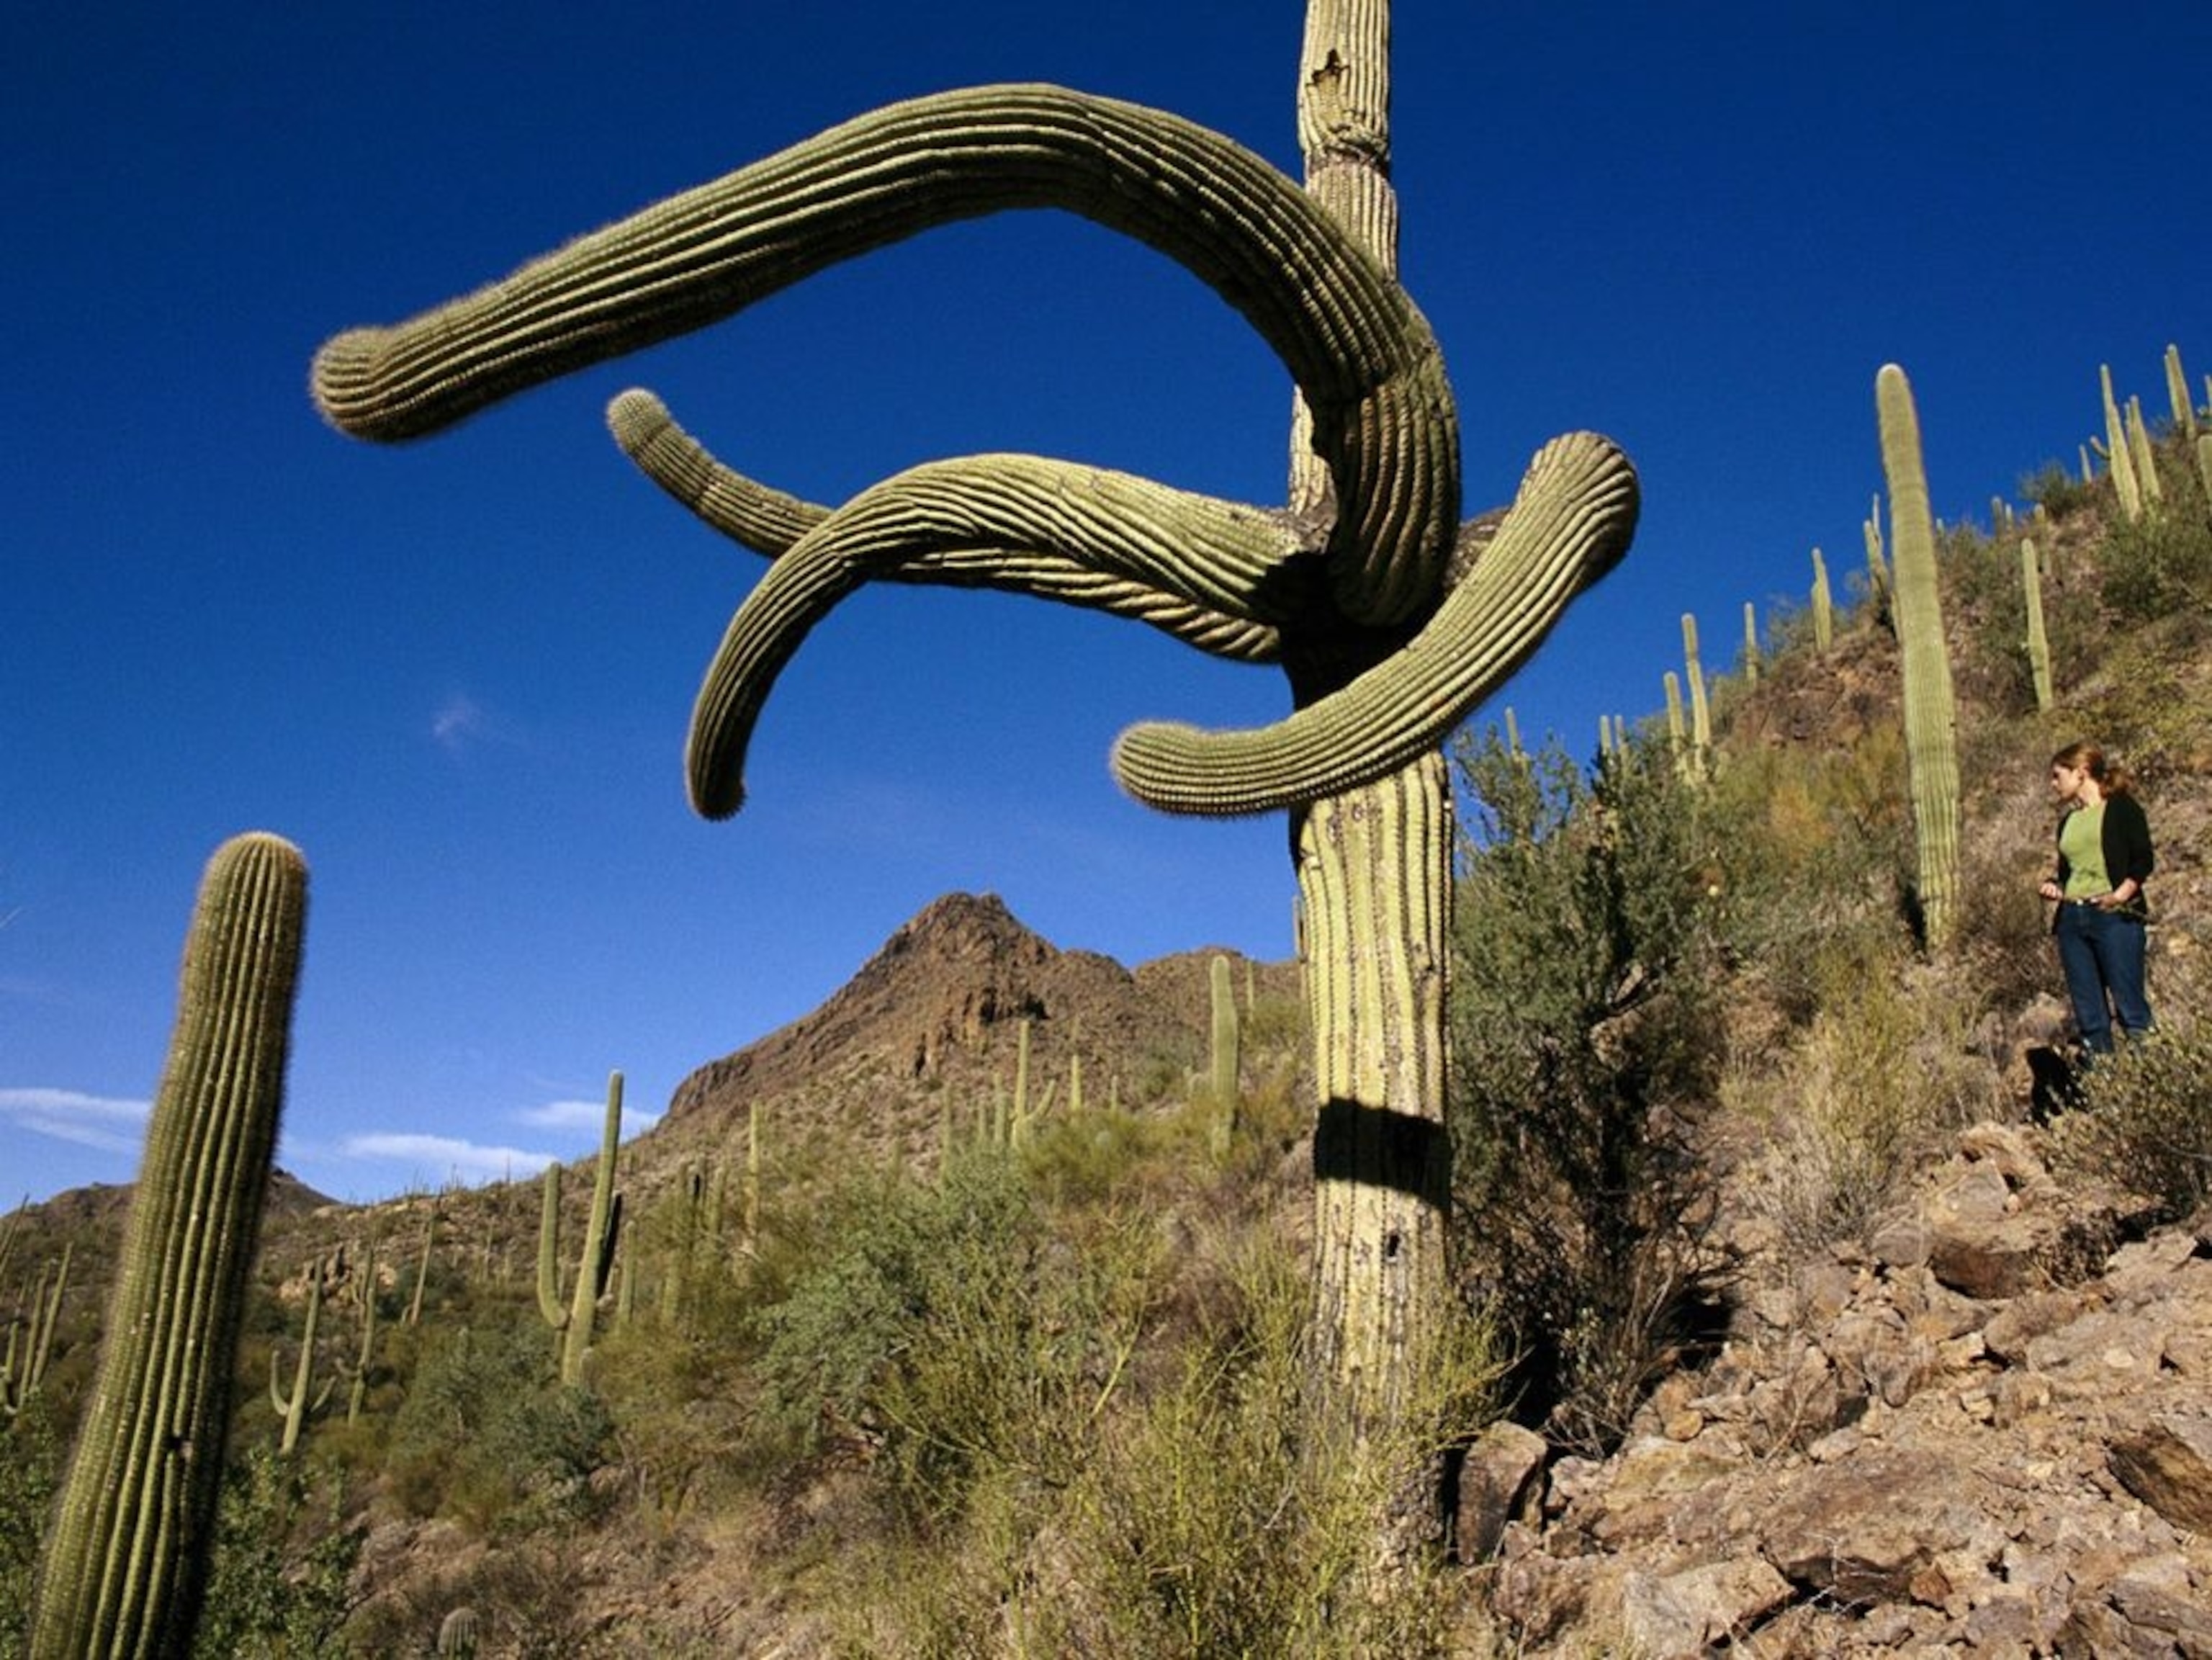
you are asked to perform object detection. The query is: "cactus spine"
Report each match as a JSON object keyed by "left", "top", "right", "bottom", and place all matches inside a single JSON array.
[
  {"left": 537, "top": 1072, "right": 624, "bottom": 1384},
  {"left": 1810, "top": 547, "right": 1833, "bottom": 652},
  {"left": 2020, "top": 539, "right": 2053, "bottom": 712},
  {"left": 1875, "top": 365, "right": 1963, "bottom": 951},
  {"left": 30, "top": 833, "right": 308, "bottom": 1660}
]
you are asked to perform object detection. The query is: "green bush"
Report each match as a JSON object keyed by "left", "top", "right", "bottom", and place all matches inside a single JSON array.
[
  {"left": 385, "top": 1316, "right": 613, "bottom": 1532},
  {"left": 2100, "top": 503, "right": 2212, "bottom": 622},
  {"left": 2022, "top": 460, "right": 2098, "bottom": 520},
  {"left": 2051, "top": 1023, "right": 2212, "bottom": 1219},
  {"left": 191, "top": 1446, "right": 362, "bottom": 1659},
  {"left": 0, "top": 1392, "right": 64, "bottom": 1655},
  {"left": 1448, "top": 730, "right": 1730, "bottom": 1454}
]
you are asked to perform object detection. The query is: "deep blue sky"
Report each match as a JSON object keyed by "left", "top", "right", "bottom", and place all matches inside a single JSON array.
[{"left": 6, "top": 3, "right": 2206, "bottom": 1203}]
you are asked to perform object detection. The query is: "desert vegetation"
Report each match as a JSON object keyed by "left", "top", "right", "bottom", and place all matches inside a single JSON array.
[{"left": 5, "top": 347, "right": 2208, "bottom": 1653}]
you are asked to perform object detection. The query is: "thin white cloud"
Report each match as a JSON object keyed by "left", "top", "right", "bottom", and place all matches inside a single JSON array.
[
  {"left": 514, "top": 1097, "right": 662, "bottom": 1134},
  {"left": 430, "top": 692, "right": 525, "bottom": 754},
  {"left": 0, "top": 1087, "right": 150, "bottom": 1154},
  {"left": 342, "top": 1132, "right": 557, "bottom": 1183}
]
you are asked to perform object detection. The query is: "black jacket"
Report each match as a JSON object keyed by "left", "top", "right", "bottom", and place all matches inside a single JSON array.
[{"left": 2054, "top": 791, "right": 2154, "bottom": 920}]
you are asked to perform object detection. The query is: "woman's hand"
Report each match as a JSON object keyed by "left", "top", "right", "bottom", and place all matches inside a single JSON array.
[{"left": 2038, "top": 879, "right": 2062, "bottom": 902}]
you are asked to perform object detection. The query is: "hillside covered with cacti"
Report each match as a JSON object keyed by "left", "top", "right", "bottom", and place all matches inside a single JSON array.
[{"left": 4, "top": 345, "right": 2211, "bottom": 1654}]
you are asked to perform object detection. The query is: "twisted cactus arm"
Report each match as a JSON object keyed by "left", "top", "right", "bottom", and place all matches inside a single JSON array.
[
  {"left": 611, "top": 388, "right": 1288, "bottom": 664},
  {"left": 685, "top": 451, "right": 1305, "bottom": 816},
  {"left": 1112, "top": 431, "right": 1637, "bottom": 815},
  {"left": 313, "top": 84, "right": 1460, "bottom": 622}
]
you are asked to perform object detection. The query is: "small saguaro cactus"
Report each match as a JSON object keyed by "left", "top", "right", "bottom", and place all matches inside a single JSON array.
[
  {"left": 1874, "top": 365, "right": 1963, "bottom": 951},
  {"left": 1863, "top": 495, "right": 1893, "bottom": 629},
  {"left": 2196, "top": 434, "right": 2212, "bottom": 512},
  {"left": 2020, "top": 539, "right": 2053, "bottom": 712},
  {"left": 348, "top": 1235, "right": 381, "bottom": 1425},
  {"left": 1740, "top": 601, "right": 1760, "bottom": 687},
  {"left": 2, "top": 1246, "right": 70, "bottom": 1417},
  {"left": 270, "top": 1260, "right": 335, "bottom": 1456},
  {"left": 1680, "top": 614, "right": 1711, "bottom": 762},
  {"left": 30, "top": 832, "right": 309, "bottom": 1660},
  {"left": 2167, "top": 344, "right": 2197, "bottom": 438},
  {"left": 2125, "top": 396, "right": 2164, "bottom": 509},
  {"left": 536, "top": 1072, "right": 625, "bottom": 1385},
  {"left": 1809, "top": 547, "right": 1833, "bottom": 652},
  {"left": 2102, "top": 364, "right": 2144, "bottom": 522},
  {"left": 1662, "top": 670, "right": 1686, "bottom": 760},
  {"left": 1209, "top": 953, "right": 1241, "bottom": 1159}
]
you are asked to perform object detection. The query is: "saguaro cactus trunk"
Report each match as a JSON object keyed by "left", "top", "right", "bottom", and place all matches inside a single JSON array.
[
  {"left": 1876, "top": 364, "right": 1962, "bottom": 951},
  {"left": 31, "top": 833, "right": 308, "bottom": 1660}
]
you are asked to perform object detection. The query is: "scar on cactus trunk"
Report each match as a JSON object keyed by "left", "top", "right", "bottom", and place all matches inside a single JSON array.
[
  {"left": 312, "top": 1, "right": 1635, "bottom": 1554},
  {"left": 30, "top": 833, "right": 308, "bottom": 1660}
]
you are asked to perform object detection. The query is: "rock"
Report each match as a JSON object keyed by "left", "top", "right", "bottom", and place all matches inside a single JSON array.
[
  {"left": 1455, "top": 1420, "right": 1547, "bottom": 1563},
  {"left": 1758, "top": 1449, "right": 1999, "bottom": 1605},
  {"left": 1618, "top": 1558, "right": 1791, "bottom": 1658},
  {"left": 2108, "top": 1415, "right": 2212, "bottom": 1533}
]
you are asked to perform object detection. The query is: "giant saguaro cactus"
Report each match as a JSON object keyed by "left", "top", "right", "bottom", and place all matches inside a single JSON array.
[
  {"left": 30, "top": 833, "right": 308, "bottom": 1660},
  {"left": 1874, "top": 365, "right": 1961, "bottom": 951},
  {"left": 313, "top": 13, "right": 1635, "bottom": 1456}
]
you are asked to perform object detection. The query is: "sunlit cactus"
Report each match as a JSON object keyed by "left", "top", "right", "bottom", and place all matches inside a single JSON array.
[
  {"left": 30, "top": 833, "right": 308, "bottom": 1660},
  {"left": 1810, "top": 547, "right": 1833, "bottom": 652},
  {"left": 2102, "top": 364, "right": 2144, "bottom": 521},
  {"left": 536, "top": 1072, "right": 624, "bottom": 1384},
  {"left": 310, "top": 6, "right": 1637, "bottom": 1468},
  {"left": 2165, "top": 343, "right": 2196, "bottom": 439},
  {"left": 2020, "top": 539, "right": 2053, "bottom": 712},
  {"left": 1874, "top": 365, "right": 1962, "bottom": 951}
]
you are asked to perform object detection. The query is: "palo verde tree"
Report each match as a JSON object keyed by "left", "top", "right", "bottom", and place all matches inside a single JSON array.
[{"left": 312, "top": 0, "right": 1636, "bottom": 1522}]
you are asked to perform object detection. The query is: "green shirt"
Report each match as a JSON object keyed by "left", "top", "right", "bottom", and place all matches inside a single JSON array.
[{"left": 2059, "top": 804, "right": 2109, "bottom": 899}]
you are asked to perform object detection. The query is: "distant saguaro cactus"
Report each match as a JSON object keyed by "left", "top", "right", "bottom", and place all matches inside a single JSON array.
[
  {"left": 2020, "top": 539, "right": 2053, "bottom": 712},
  {"left": 311, "top": 2, "right": 1637, "bottom": 1481},
  {"left": 1874, "top": 365, "right": 1962, "bottom": 951},
  {"left": 536, "top": 1072, "right": 624, "bottom": 1384},
  {"left": 30, "top": 833, "right": 308, "bottom": 1660},
  {"left": 2167, "top": 344, "right": 2197, "bottom": 438},
  {"left": 269, "top": 1261, "right": 333, "bottom": 1455},
  {"left": 1809, "top": 547, "right": 1833, "bottom": 652},
  {"left": 1209, "top": 953, "right": 1241, "bottom": 1158},
  {"left": 2102, "top": 364, "right": 2144, "bottom": 521}
]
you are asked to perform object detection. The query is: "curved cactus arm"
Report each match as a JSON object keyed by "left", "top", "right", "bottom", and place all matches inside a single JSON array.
[
  {"left": 1110, "top": 431, "right": 1637, "bottom": 817},
  {"left": 607, "top": 390, "right": 822, "bottom": 558},
  {"left": 610, "top": 388, "right": 1286, "bottom": 663},
  {"left": 686, "top": 452, "right": 1308, "bottom": 817},
  {"left": 313, "top": 83, "right": 1459, "bottom": 622}
]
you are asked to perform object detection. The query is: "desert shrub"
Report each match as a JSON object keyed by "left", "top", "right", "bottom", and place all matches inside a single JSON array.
[
  {"left": 838, "top": 1232, "right": 1500, "bottom": 1659},
  {"left": 752, "top": 1149, "right": 1158, "bottom": 1519},
  {"left": 2049, "top": 1022, "right": 2212, "bottom": 1219},
  {"left": 1737, "top": 942, "right": 2006, "bottom": 1255},
  {"left": 1701, "top": 724, "right": 1916, "bottom": 1026},
  {"left": 191, "top": 1445, "right": 362, "bottom": 1659},
  {"left": 1447, "top": 730, "right": 1731, "bottom": 1454},
  {"left": 0, "top": 1391, "right": 63, "bottom": 1654},
  {"left": 385, "top": 1316, "right": 613, "bottom": 1531},
  {"left": 2099, "top": 503, "right": 2212, "bottom": 622},
  {"left": 2022, "top": 459, "right": 2098, "bottom": 520}
]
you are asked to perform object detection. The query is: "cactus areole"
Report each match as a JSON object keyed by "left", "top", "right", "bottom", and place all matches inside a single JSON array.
[{"left": 315, "top": 39, "right": 1635, "bottom": 1450}]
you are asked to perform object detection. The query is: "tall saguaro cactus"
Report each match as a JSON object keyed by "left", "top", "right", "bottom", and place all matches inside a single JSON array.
[
  {"left": 1874, "top": 365, "right": 1962, "bottom": 951},
  {"left": 313, "top": 9, "right": 1635, "bottom": 1471},
  {"left": 30, "top": 833, "right": 308, "bottom": 1660},
  {"left": 536, "top": 1072, "right": 624, "bottom": 1385}
]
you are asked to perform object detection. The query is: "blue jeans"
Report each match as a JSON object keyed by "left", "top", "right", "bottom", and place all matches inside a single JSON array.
[{"left": 2054, "top": 903, "right": 2154, "bottom": 1054}]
